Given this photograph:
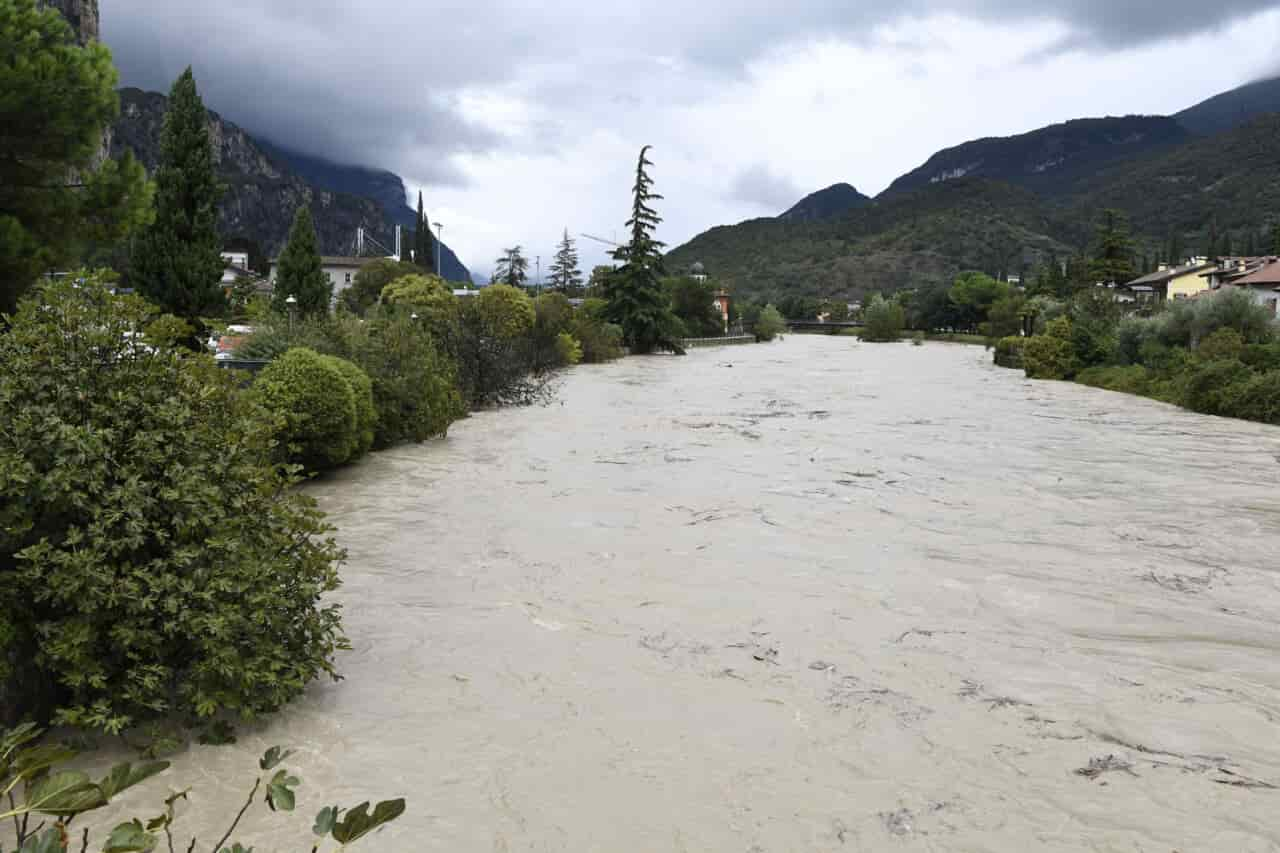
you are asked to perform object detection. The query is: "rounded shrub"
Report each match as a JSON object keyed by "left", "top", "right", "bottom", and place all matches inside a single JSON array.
[
  {"left": 0, "top": 276, "right": 345, "bottom": 733},
  {"left": 321, "top": 355, "right": 376, "bottom": 460},
  {"left": 476, "top": 284, "right": 535, "bottom": 339},
  {"left": 1196, "top": 328, "right": 1246, "bottom": 363},
  {"left": 754, "top": 304, "right": 787, "bottom": 342},
  {"left": 1023, "top": 317, "right": 1078, "bottom": 380},
  {"left": 1181, "top": 359, "right": 1254, "bottom": 416},
  {"left": 252, "top": 347, "right": 359, "bottom": 471},
  {"left": 555, "top": 332, "right": 583, "bottom": 366},
  {"left": 993, "top": 336, "right": 1026, "bottom": 369}
]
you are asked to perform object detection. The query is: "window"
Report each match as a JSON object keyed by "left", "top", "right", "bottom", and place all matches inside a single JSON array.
[
  {"left": 345, "top": 272, "right": 352, "bottom": 285},
  {"left": 326, "top": 272, "right": 334, "bottom": 283}
]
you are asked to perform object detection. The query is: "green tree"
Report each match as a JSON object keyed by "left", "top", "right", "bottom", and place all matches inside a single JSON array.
[
  {"left": 413, "top": 191, "right": 436, "bottom": 273},
  {"left": 1273, "top": 224, "right": 1280, "bottom": 256},
  {"left": 1168, "top": 229, "right": 1184, "bottom": 266},
  {"left": 492, "top": 246, "right": 529, "bottom": 286},
  {"left": 476, "top": 284, "right": 535, "bottom": 339},
  {"left": 1089, "top": 209, "right": 1136, "bottom": 285},
  {"left": 340, "top": 258, "right": 419, "bottom": 314},
  {"left": 0, "top": 274, "right": 346, "bottom": 732},
  {"left": 603, "top": 146, "right": 684, "bottom": 354},
  {"left": 667, "top": 276, "right": 722, "bottom": 337},
  {"left": 548, "top": 229, "right": 584, "bottom": 292},
  {"left": 1222, "top": 230, "right": 1234, "bottom": 257},
  {"left": 0, "top": 0, "right": 152, "bottom": 314},
  {"left": 131, "top": 68, "right": 226, "bottom": 322},
  {"left": 949, "top": 271, "right": 1010, "bottom": 333},
  {"left": 859, "top": 295, "right": 906, "bottom": 342},
  {"left": 272, "top": 206, "right": 331, "bottom": 316},
  {"left": 754, "top": 304, "right": 786, "bottom": 342}
]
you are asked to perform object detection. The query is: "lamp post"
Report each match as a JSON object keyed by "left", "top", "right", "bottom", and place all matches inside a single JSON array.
[
  {"left": 433, "top": 222, "right": 443, "bottom": 278},
  {"left": 285, "top": 294, "right": 297, "bottom": 333}
]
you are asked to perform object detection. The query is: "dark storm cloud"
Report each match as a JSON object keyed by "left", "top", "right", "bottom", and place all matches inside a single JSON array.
[{"left": 101, "top": 0, "right": 1280, "bottom": 177}]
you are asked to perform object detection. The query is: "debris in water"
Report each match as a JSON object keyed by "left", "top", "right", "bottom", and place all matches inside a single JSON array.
[
  {"left": 809, "top": 661, "right": 837, "bottom": 672},
  {"left": 1075, "top": 755, "right": 1138, "bottom": 781},
  {"left": 880, "top": 808, "right": 914, "bottom": 836}
]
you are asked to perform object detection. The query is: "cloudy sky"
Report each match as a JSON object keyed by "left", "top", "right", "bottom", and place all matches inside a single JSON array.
[{"left": 103, "top": 0, "right": 1280, "bottom": 279}]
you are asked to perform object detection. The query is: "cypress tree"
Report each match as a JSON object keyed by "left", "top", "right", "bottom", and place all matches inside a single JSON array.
[
  {"left": 1245, "top": 229, "right": 1258, "bottom": 257},
  {"left": 272, "top": 206, "right": 330, "bottom": 316},
  {"left": 1273, "top": 224, "right": 1280, "bottom": 256},
  {"left": 412, "top": 191, "right": 437, "bottom": 274},
  {"left": 131, "top": 67, "right": 226, "bottom": 322},
  {"left": 547, "top": 229, "right": 583, "bottom": 291},
  {"left": 1168, "top": 230, "right": 1184, "bottom": 266},
  {"left": 1222, "top": 230, "right": 1234, "bottom": 257},
  {"left": 1088, "top": 209, "right": 1136, "bottom": 286},
  {"left": 1206, "top": 219, "right": 1221, "bottom": 259},
  {"left": 603, "top": 146, "right": 684, "bottom": 354}
]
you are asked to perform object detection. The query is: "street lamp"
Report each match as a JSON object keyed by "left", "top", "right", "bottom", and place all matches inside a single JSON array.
[
  {"left": 285, "top": 294, "right": 297, "bottom": 332},
  {"left": 411, "top": 313, "right": 419, "bottom": 321},
  {"left": 433, "top": 222, "right": 443, "bottom": 278}
]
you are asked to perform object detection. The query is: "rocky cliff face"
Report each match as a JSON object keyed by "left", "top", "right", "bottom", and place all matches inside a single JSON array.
[{"left": 113, "top": 88, "right": 402, "bottom": 260}]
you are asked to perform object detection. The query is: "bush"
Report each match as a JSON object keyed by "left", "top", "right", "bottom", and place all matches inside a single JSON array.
[
  {"left": 1076, "top": 365, "right": 1153, "bottom": 395},
  {"left": 1194, "top": 288, "right": 1276, "bottom": 344},
  {"left": 343, "top": 311, "right": 465, "bottom": 447},
  {"left": 1196, "top": 327, "right": 1246, "bottom": 363},
  {"left": 993, "top": 336, "right": 1026, "bottom": 369},
  {"left": 1225, "top": 372, "right": 1280, "bottom": 423},
  {"left": 1023, "top": 317, "right": 1078, "bottom": 380},
  {"left": 1242, "top": 342, "right": 1280, "bottom": 372},
  {"left": 0, "top": 276, "right": 345, "bottom": 733},
  {"left": 555, "top": 332, "right": 583, "bottom": 366},
  {"left": 252, "top": 348, "right": 360, "bottom": 471},
  {"left": 476, "top": 284, "right": 535, "bottom": 339},
  {"left": 1180, "top": 359, "right": 1254, "bottom": 416},
  {"left": 571, "top": 310, "right": 626, "bottom": 363},
  {"left": 532, "top": 292, "right": 577, "bottom": 370},
  {"left": 1116, "top": 315, "right": 1162, "bottom": 365},
  {"left": 859, "top": 295, "right": 905, "bottom": 342},
  {"left": 754, "top": 304, "right": 786, "bottom": 342},
  {"left": 323, "top": 355, "right": 376, "bottom": 460}
]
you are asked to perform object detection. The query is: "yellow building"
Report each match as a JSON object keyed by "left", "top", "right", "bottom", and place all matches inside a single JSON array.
[{"left": 1124, "top": 261, "right": 1214, "bottom": 302}]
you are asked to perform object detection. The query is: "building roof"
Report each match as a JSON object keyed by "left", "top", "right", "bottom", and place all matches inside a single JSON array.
[
  {"left": 1125, "top": 262, "right": 1213, "bottom": 288},
  {"left": 1230, "top": 259, "right": 1280, "bottom": 288},
  {"left": 268, "top": 256, "right": 378, "bottom": 268}
]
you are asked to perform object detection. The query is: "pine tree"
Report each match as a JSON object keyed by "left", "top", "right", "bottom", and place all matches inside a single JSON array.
[
  {"left": 1246, "top": 229, "right": 1258, "bottom": 257},
  {"left": 1206, "top": 218, "right": 1221, "bottom": 259},
  {"left": 603, "top": 146, "right": 684, "bottom": 354},
  {"left": 0, "top": 0, "right": 151, "bottom": 314},
  {"left": 1222, "top": 230, "right": 1234, "bottom": 257},
  {"left": 1273, "top": 224, "right": 1280, "bottom": 256},
  {"left": 413, "top": 191, "right": 437, "bottom": 273},
  {"left": 130, "top": 67, "right": 226, "bottom": 321},
  {"left": 1088, "top": 209, "right": 1136, "bottom": 286},
  {"left": 547, "top": 229, "right": 583, "bottom": 292},
  {"left": 272, "top": 206, "right": 330, "bottom": 316},
  {"left": 492, "top": 246, "right": 529, "bottom": 286},
  {"left": 1168, "top": 230, "right": 1184, "bottom": 266}
]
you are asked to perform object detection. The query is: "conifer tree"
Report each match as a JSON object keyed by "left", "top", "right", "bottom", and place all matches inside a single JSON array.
[
  {"left": 1168, "top": 230, "right": 1184, "bottom": 266},
  {"left": 413, "top": 191, "right": 437, "bottom": 273},
  {"left": 1206, "top": 218, "right": 1221, "bottom": 259},
  {"left": 272, "top": 206, "right": 330, "bottom": 316},
  {"left": 1222, "top": 230, "right": 1234, "bottom": 257},
  {"left": 0, "top": 0, "right": 152, "bottom": 314},
  {"left": 1246, "top": 229, "right": 1258, "bottom": 257},
  {"left": 603, "top": 146, "right": 684, "bottom": 354},
  {"left": 492, "top": 246, "right": 529, "bottom": 286},
  {"left": 547, "top": 229, "right": 583, "bottom": 292},
  {"left": 131, "top": 67, "right": 226, "bottom": 321},
  {"left": 1273, "top": 224, "right": 1280, "bottom": 256},
  {"left": 1088, "top": 209, "right": 1135, "bottom": 286}
]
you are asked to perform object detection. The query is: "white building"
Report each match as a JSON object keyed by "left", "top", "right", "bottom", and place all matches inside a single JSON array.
[{"left": 268, "top": 256, "right": 378, "bottom": 300}]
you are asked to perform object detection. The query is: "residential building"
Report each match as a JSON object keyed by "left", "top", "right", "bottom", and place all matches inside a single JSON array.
[
  {"left": 268, "top": 256, "right": 378, "bottom": 300},
  {"left": 1221, "top": 258, "right": 1280, "bottom": 316},
  {"left": 1121, "top": 260, "right": 1214, "bottom": 302}
]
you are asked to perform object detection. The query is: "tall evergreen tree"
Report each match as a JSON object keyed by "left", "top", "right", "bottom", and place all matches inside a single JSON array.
[
  {"left": 492, "top": 246, "right": 529, "bottom": 286},
  {"left": 0, "top": 0, "right": 152, "bottom": 314},
  {"left": 1222, "top": 230, "right": 1234, "bottom": 257},
  {"left": 413, "top": 191, "right": 437, "bottom": 273},
  {"left": 1168, "top": 230, "right": 1184, "bottom": 266},
  {"left": 272, "top": 206, "right": 330, "bottom": 316},
  {"left": 131, "top": 67, "right": 226, "bottom": 321},
  {"left": 1205, "top": 218, "right": 1221, "bottom": 259},
  {"left": 1273, "top": 224, "right": 1280, "bottom": 256},
  {"left": 547, "top": 229, "right": 583, "bottom": 292},
  {"left": 1088, "top": 209, "right": 1136, "bottom": 285},
  {"left": 1245, "top": 229, "right": 1258, "bottom": 257},
  {"left": 603, "top": 146, "right": 683, "bottom": 354}
]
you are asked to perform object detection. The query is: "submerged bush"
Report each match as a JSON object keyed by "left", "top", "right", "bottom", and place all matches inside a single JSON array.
[
  {"left": 754, "top": 304, "right": 786, "bottom": 342},
  {"left": 1023, "top": 317, "right": 1078, "bottom": 380},
  {"left": 1076, "top": 364, "right": 1153, "bottom": 395},
  {"left": 1181, "top": 359, "right": 1254, "bottom": 416},
  {"left": 571, "top": 303, "right": 626, "bottom": 363},
  {"left": 252, "top": 348, "right": 360, "bottom": 471},
  {"left": 323, "top": 354, "right": 377, "bottom": 460},
  {"left": 993, "top": 336, "right": 1026, "bottom": 369},
  {"left": 859, "top": 295, "right": 905, "bottom": 342},
  {"left": 0, "top": 276, "right": 346, "bottom": 733}
]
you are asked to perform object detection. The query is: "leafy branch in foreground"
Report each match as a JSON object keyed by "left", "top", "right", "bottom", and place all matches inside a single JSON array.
[{"left": 1, "top": 725, "right": 405, "bottom": 853}]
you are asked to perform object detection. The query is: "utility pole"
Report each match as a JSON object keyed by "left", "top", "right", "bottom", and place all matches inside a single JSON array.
[
  {"left": 434, "top": 222, "right": 443, "bottom": 278},
  {"left": 536, "top": 255, "right": 541, "bottom": 296}
]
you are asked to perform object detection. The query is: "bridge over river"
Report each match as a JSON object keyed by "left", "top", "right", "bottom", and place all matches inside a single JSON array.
[{"left": 82, "top": 335, "right": 1280, "bottom": 851}]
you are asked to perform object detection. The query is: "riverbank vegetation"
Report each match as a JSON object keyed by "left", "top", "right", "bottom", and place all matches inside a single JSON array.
[
  {"left": 1003, "top": 288, "right": 1280, "bottom": 424},
  {"left": 0, "top": 727, "right": 404, "bottom": 853}
]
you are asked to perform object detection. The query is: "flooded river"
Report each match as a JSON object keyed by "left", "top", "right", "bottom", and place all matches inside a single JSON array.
[{"left": 85, "top": 337, "right": 1280, "bottom": 850}]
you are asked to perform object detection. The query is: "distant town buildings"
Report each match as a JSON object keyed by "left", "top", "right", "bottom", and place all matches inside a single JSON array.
[{"left": 268, "top": 256, "right": 377, "bottom": 299}]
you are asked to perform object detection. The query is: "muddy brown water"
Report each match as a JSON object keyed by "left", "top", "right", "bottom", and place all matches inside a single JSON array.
[{"left": 39, "top": 337, "right": 1280, "bottom": 851}]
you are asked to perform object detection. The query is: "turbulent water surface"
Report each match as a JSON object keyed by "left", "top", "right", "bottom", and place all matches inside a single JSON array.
[{"left": 87, "top": 337, "right": 1280, "bottom": 850}]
